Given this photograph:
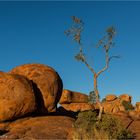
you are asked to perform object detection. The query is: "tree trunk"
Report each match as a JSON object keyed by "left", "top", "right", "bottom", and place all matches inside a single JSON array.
[{"left": 94, "top": 73, "right": 103, "bottom": 120}]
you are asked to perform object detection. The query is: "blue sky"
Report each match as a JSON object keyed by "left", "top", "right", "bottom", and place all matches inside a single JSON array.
[{"left": 0, "top": 1, "right": 140, "bottom": 104}]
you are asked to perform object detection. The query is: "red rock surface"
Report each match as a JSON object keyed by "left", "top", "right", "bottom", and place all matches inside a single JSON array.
[
  {"left": 0, "top": 72, "right": 36, "bottom": 121},
  {"left": 128, "top": 110, "right": 140, "bottom": 120},
  {"left": 135, "top": 102, "right": 140, "bottom": 111},
  {"left": 10, "top": 63, "right": 63, "bottom": 114},
  {"left": 102, "top": 99, "right": 125, "bottom": 113},
  {"left": 114, "top": 112, "right": 140, "bottom": 139},
  {"left": 119, "top": 94, "right": 132, "bottom": 102},
  {"left": 61, "top": 103, "right": 95, "bottom": 112},
  {"left": 0, "top": 116, "right": 75, "bottom": 139},
  {"left": 105, "top": 94, "right": 117, "bottom": 101},
  {"left": 129, "top": 120, "right": 140, "bottom": 139},
  {"left": 0, "top": 112, "right": 140, "bottom": 139},
  {"left": 59, "top": 89, "right": 88, "bottom": 104}
]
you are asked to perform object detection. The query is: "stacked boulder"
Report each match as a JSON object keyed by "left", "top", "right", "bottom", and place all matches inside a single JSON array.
[
  {"left": 0, "top": 63, "right": 63, "bottom": 122},
  {"left": 128, "top": 102, "right": 140, "bottom": 119},
  {"left": 102, "top": 94, "right": 133, "bottom": 114},
  {"left": 135, "top": 102, "right": 140, "bottom": 111},
  {"left": 59, "top": 89, "right": 94, "bottom": 112}
]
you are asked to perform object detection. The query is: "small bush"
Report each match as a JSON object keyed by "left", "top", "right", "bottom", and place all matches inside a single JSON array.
[
  {"left": 95, "top": 114, "right": 134, "bottom": 139},
  {"left": 88, "top": 91, "right": 100, "bottom": 104},
  {"left": 101, "top": 98, "right": 106, "bottom": 103},
  {"left": 72, "top": 110, "right": 98, "bottom": 139},
  {"left": 122, "top": 100, "right": 134, "bottom": 111},
  {"left": 88, "top": 91, "right": 96, "bottom": 104},
  {"left": 117, "top": 128, "right": 134, "bottom": 139},
  {"left": 72, "top": 110, "right": 134, "bottom": 140},
  {"left": 73, "top": 110, "right": 97, "bottom": 131}
]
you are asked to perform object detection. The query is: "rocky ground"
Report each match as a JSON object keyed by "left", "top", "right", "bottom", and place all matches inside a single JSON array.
[
  {"left": 0, "top": 63, "right": 139, "bottom": 139},
  {"left": 115, "top": 112, "right": 140, "bottom": 139},
  {"left": 0, "top": 115, "right": 75, "bottom": 139},
  {"left": 0, "top": 112, "right": 140, "bottom": 139}
]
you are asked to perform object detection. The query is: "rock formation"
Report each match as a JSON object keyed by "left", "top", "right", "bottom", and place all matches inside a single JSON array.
[
  {"left": 102, "top": 99, "right": 125, "bottom": 113},
  {"left": 102, "top": 94, "right": 133, "bottom": 114},
  {"left": 135, "top": 102, "right": 140, "bottom": 111},
  {"left": 119, "top": 94, "right": 132, "bottom": 102},
  {"left": 10, "top": 63, "right": 63, "bottom": 114},
  {"left": 59, "top": 89, "right": 93, "bottom": 112},
  {"left": 59, "top": 89, "right": 88, "bottom": 104},
  {"left": 0, "top": 63, "right": 138, "bottom": 139},
  {"left": 61, "top": 103, "right": 95, "bottom": 112},
  {"left": 0, "top": 72, "right": 36, "bottom": 121},
  {"left": 0, "top": 116, "right": 74, "bottom": 139},
  {"left": 128, "top": 102, "right": 140, "bottom": 120},
  {"left": 105, "top": 94, "right": 117, "bottom": 101}
]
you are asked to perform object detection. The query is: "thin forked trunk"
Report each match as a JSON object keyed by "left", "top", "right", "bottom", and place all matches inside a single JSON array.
[{"left": 94, "top": 73, "right": 103, "bottom": 120}]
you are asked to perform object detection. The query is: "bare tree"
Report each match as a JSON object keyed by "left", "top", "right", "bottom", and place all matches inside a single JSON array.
[{"left": 65, "top": 16, "right": 119, "bottom": 120}]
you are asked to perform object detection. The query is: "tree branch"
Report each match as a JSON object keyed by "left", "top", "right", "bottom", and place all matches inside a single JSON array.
[
  {"left": 97, "top": 51, "right": 109, "bottom": 76},
  {"left": 109, "top": 55, "right": 120, "bottom": 62},
  {"left": 83, "top": 60, "right": 95, "bottom": 74}
]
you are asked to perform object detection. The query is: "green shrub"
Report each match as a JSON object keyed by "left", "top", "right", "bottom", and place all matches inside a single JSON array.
[
  {"left": 73, "top": 110, "right": 97, "bottom": 131},
  {"left": 95, "top": 114, "right": 134, "bottom": 139},
  {"left": 101, "top": 98, "right": 106, "bottom": 103},
  {"left": 88, "top": 91, "right": 100, "bottom": 104},
  {"left": 122, "top": 100, "right": 134, "bottom": 111},
  {"left": 72, "top": 110, "right": 134, "bottom": 140},
  {"left": 72, "top": 110, "right": 97, "bottom": 139},
  {"left": 95, "top": 114, "right": 120, "bottom": 139},
  {"left": 117, "top": 128, "right": 134, "bottom": 139}
]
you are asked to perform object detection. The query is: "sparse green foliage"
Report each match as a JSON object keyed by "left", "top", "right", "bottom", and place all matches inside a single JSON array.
[
  {"left": 101, "top": 97, "right": 106, "bottom": 103},
  {"left": 95, "top": 114, "right": 122, "bottom": 139},
  {"left": 117, "top": 128, "right": 134, "bottom": 139},
  {"left": 88, "top": 91, "right": 100, "bottom": 104},
  {"left": 76, "top": 110, "right": 98, "bottom": 125},
  {"left": 88, "top": 91, "right": 96, "bottom": 104},
  {"left": 72, "top": 111, "right": 98, "bottom": 139},
  {"left": 65, "top": 16, "right": 84, "bottom": 45},
  {"left": 122, "top": 100, "right": 134, "bottom": 111},
  {"left": 72, "top": 111, "right": 134, "bottom": 140},
  {"left": 74, "top": 49, "right": 86, "bottom": 62},
  {"left": 95, "top": 114, "right": 134, "bottom": 139},
  {"left": 96, "top": 26, "right": 116, "bottom": 50}
]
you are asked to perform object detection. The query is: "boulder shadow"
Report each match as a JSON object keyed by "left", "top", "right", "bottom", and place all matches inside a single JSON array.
[
  {"left": 31, "top": 81, "right": 48, "bottom": 115},
  {"left": 50, "top": 106, "right": 78, "bottom": 119}
]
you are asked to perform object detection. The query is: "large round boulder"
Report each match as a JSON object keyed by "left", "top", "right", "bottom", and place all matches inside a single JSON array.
[
  {"left": 0, "top": 72, "right": 36, "bottom": 121},
  {"left": 10, "top": 64, "right": 63, "bottom": 114}
]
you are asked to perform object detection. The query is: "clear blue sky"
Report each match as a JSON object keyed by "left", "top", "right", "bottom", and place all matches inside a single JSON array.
[{"left": 0, "top": 1, "right": 140, "bottom": 104}]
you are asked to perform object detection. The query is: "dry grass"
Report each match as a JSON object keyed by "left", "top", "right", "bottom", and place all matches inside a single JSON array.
[{"left": 71, "top": 110, "right": 134, "bottom": 140}]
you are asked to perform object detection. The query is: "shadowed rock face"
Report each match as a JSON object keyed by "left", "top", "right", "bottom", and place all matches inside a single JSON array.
[
  {"left": 59, "top": 89, "right": 88, "bottom": 104},
  {"left": 0, "top": 72, "right": 36, "bottom": 121},
  {"left": 10, "top": 64, "right": 63, "bottom": 114}
]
